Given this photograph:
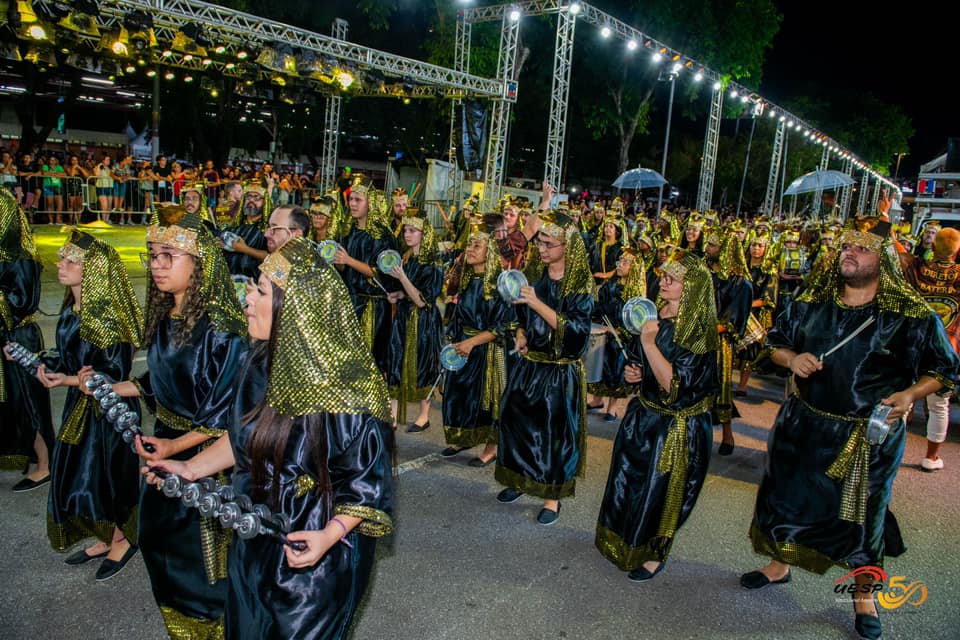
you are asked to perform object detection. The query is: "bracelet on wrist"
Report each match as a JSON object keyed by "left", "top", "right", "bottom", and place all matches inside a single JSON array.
[{"left": 328, "top": 517, "right": 354, "bottom": 548}]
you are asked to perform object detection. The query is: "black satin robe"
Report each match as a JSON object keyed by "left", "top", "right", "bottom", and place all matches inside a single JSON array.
[
  {"left": 595, "top": 320, "right": 718, "bottom": 569},
  {"left": 340, "top": 225, "right": 397, "bottom": 377},
  {"left": 442, "top": 275, "right": 514, "bottom": 448},
  {"left": 223, "top": 222, "right": 267, "bottom": 280},
  {"left": 0, "top": 257, "right": 53, "bottom": 471},
  {"left": 45, "top": 308, "right": 140, "bottom": 551},
  {"left": 387, "top": 259, "right": 443, "bottom": 405},
  {"left": 226, "top": 353, "right": 395, "bottom": 640},
  {"left": 495, "top": 279, "right": 593, "bottom": 499},
  {"left": 750, "top": 299, "right": 959, "bottom": 573},
  {"left": 712, "top": 273, "right": 753, "bottom": 423},
  {"left": 587, "top": 279, "right": 631, "bottom": 398},
  {"left": 589, "top": 242, "right": 622, "bottom": 284},
  {"left": 136, "top": 315, "right": 247, "bottom": 631}
]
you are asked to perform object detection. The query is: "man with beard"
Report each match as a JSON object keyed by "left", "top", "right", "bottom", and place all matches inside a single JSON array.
[
  {"left": 218, "top": 186, "right": 269, "bottom": 280},
  {"left": 390, "top": 187, "right": 409, "bottom": 237},
  {"left": 215, "top": 181, "right": 243, "bottom": 228},
  {"left": 740, "top": 220, "right": 958, "bottom": 640}
]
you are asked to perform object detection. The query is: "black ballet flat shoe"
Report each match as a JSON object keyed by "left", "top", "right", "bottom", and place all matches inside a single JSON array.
[
  {"left": 740, "top": 569, "right": 791, "bottom": 590},
  {"left": 587, "top": 402, "right": 604, "bottom": 412},
  {"left": 496, "top": 488, "right": 524, "bottom": 504},
  {"left": 11, "top": 475, "right": 50, "bottom": 493},
  {"left": 627, "top": 562, "right": 665, "bottom": 583},
  {"left": 440, "top": 446, "right": 463, "bottom": 457},
  {"left": 406, "top": 421, "right": 430, "bottom": 433},
  {"left": 733, "top": 389, "right": 748, "bottom": 398},
  {"left": 95, "top": 545, "right": 139, "bottom": 582},
  {"left": 536, "top": 503, "right": 560, "bottom": 526},
  {"left": 853, "top": 594, "right": 882, "bottom": 639},
  {"left": 468, "top": 456, "right": 495, "bottom": 468},
  {"left": 64, "top": 547, "right": 109, "bottom": 566},
  {"left": 718, "top": 442, "right": 735, "bottom": 456},
  {"left": 603, "top": 413, "right": 618, "bottom": 423}
]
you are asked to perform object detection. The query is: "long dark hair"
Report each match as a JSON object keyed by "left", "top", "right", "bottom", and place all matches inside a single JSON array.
[
  {"left": 245, "top": 282, "right": 333, "bottom": 511},
  {"left": 143, "top": 255, "right": 204, "bottom": 348}
]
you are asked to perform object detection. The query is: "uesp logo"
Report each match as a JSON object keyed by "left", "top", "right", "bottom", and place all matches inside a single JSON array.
[{"left": 834, "top": 566, "right": 928, "bottom": 610}]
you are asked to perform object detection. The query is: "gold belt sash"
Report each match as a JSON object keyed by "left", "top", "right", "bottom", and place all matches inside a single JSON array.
[
  {"left": 793, "top": 391, "right": 871, "bottom": 524},
  {"left": 637, "top": 394, "right": 712, "bottom": 539},
  {"left": 463, "top": 327, "right": 507, "bottom": 419}
]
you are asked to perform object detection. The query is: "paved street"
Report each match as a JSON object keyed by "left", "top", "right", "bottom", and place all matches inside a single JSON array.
[{"left": 1, "top": 225, "right": 957, "bottom": 639}]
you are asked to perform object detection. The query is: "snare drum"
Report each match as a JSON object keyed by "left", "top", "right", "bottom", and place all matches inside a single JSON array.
[{"left": 584, "top": 323, "right": 607, "bottom": 384}]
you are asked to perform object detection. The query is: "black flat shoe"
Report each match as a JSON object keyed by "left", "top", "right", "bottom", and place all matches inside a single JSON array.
[
  {"left": 95, "top": 545, "right": 139, "bottom": 582},
  {"left": 718, "top": 442, "right": 735, "bottom": 456},
  {"left": 440, "top": 446, "right": 463, "bottom": 457},
  {"left": 734, "top": 389, "right": 748, "bottom": 398},
  {"left": 468, "top": 456, "right": 495, "bottom": 468},
  {"left": 853, "top": 594, "right": 882, "bottom": 639},
  {"left": 587, "top": 402, "right": 604, "bottom": 412},
  {"left": 406, "top": 421, "right": 430, "bottom": 433},
  {"left": 628, "top": 562, "right": 665, "bottom": 582},
  {"left": 64, "top": 547, "right": 109, "bottom": 565},
  {"left": 496, "top": 488, "right": 524, "bottom": 504},
  {"left": 740, "top": 569, "right": 791, "bottom": 590},
  {"left": 602, "top": 413, "right": 618, "bottom": 423},
  {"left": 11, "top": 475, "right": 50, "bottom": 493},
  {"left": 536, "top": 503, "right": 560, "bottom": 526}
]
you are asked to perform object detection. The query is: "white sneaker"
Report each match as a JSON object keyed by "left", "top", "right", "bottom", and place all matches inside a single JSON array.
[{"left": 921, "top": 457, "right": 944, "bottom": 472}]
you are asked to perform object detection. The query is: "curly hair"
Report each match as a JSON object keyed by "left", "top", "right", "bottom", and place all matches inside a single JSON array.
[{"left": 142, "top": 256, "right": 205, "bottom": 348}]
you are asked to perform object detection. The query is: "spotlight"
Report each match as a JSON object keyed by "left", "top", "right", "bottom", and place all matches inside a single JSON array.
[
  {"left": 627, "top": 39, "right": 637, "bottom": 50},
  {"left": 183, "top": 74, "right": 193, "bottom": 83},
  {"left": 26, "top": 23, "right": 48, "bottom": 40},
  {"left": 509, "top": 7, "right": 521, "bottom": 21},
  {"left": 569, "top": 3, "right": 581, "bottom": 14},
  {"left": 172, "top": 23, "right": 207, "bottom": 56},
  {"left": 600, "top": 26, "right": 611, "bottom": 38},
  {"left": 146, "top": 69, "right": 156, "bottom": 77},
  {"left": 59, "top": 0, "right": 101, "bottom": 38},
  {"left": 164, "top": 70, "right": 175, "bottom": 80},
  {"left": 124, "top": 11, "right": 156, "bottom": 50},
  {"left": 214, "top": 45, "right": 226, "bottom": 54}
]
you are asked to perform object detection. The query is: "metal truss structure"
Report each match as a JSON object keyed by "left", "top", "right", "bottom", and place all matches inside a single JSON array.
[
  {"left": 480, "top": 13, "right": 521, "bottom": 211},
  {"left": 812, "top": 144, "right": 831, "bottom": 215},
  {"left": 839, "top": 156, "right": 854, "bottom": 218},
  {"left": 697, "top": 85, "right": 723, "bottom": 211},
  {"left": 857, "top": 172, "right": 869, "bottom": 215},
  {"left": 318, "top": 19, "right": 348, "bottom": 193},
  {"left": 763, "top": 120, "right": 786, "bottom": 215}
]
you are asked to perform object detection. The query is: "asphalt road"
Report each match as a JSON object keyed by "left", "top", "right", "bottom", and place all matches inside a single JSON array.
[{"left": 1, "top": 225, "right": 957, "bottom": 639}]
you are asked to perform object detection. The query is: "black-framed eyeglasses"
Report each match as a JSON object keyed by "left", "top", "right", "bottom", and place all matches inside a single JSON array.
[
  {"left": 139, "top": 251, "right": 190, "bottom": 269},
  {"left": 535, "top": 238, "right": 564, "bottom": 250}
]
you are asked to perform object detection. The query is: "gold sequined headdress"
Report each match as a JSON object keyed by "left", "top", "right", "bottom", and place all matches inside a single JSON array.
[
  {"left": 234, "top": 183, "right": 271, "bottom": 230},
  {"left": 0, "top": 186, "right": 37, "bottom": 261},
  {"left": 618, "top": 247, "right": 647, "bottom": 301},
  {"left": 528, "top": 210, "right": 593, "bottom": 298},
  {"left": 400, "top": 211, "right": 437, "bottom": 264},
  {"left": 347, "top": 174, "right": 390, "bottom": 235},
  {"left": 462, "top": 224, "right": 505, "bottom": 299},
  {"left": 797, "top": 220, "right": 930, "bottom": 319},
  {"left": 715, "top": 229, "right": 750, "bottom": 280},
  {"left": 147, "top": 205, "right": 246, "bottom": 337},
  {"left": 260, "top": 237, "right": 390, "bottom": 420},
  {"left": 659, "top": 249, "right": 720, "bottom": 355},
  {"left": 60, "top": 229, "right": 143, "bottom": 349}
]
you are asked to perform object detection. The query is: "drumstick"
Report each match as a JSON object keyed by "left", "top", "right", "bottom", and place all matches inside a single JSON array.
[
  {"left": 819, "top": 316, "right": 874, "bottom": 361},
  {"left": 602, "top": 315, "right": 639, "bottom": 364},
  {"left": 425, "top": 371, "right": 444, "bottom": 402}
]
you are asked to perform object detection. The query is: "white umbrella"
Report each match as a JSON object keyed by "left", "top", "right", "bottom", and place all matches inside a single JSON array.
[
  {"left": 612, "top": 167, "right": 668, "bottom": 190},
  {"left": 783, "top": 169, "right": 855, "bottom": 196}
]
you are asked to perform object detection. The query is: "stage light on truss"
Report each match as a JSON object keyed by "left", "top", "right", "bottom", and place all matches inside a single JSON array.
[
  {"left": 651, "top": 50, "right": 661, "bottom": 62},
  {"left": 183, "top": 74, "right": 193, "bottom": 83},
  {"left": 335, "top": 68, "right": 354, "bottom": 89},
  {"left": 124, "top": 63, "right": 135, "bottom": 73},
  {"left": 124, "top": 10, "right": 156, "bottom": 50},
  {"left": 296, "top": 48, "right": 320, "bottom": 74},
  {"left": 712, "top": 80, "right": 721, "bottom": 91},
  {"left": 164, "top": 70, "right": 175, "bottom": 80},
  {"left": 172, "top": 23, "right": 207, "bottom": 57},
  {"left": 257, "top": 41, "right": 296, "bottom": 75},
  {"left": 693, "top": 70, "right": 703, "bottom": 82},
  {"left": 25, "top": 23, "right": 49, "bottom": 40},
  {"left": 728, "top": 88, "right": 738, "bottom": 99},
  {"left": 6, "top": 1, "right": 39, "bottom": 28},
  {"left": 146, "top": 68, "right": 156, "bottom": 77},
  {"left": 600, "top": 26, "right": 611, "bottom": 38},
  {"left": 569, "top": 2, "right": 581, "bottom": 14},
  {"left": 224, "top": 61, "right": 235, "bottom": 70},
  {"left": 508, "top": 7, "right": 521, "bottom": 21},
  {"left": 671, "top": 62, "right": 682, "bottom": 74},
  {"left": 58, "top": 0, "right": 101, "bottom": 38},
  {"left": 214, "top": 45, "right": 226, "bottom": 54},
  {"left": 626, "top": 39, "right": 637, "bottom": 50},
  {"left": 161, "top": 48, "right": 172, "bottom": 57},
  {"left": 101, "top": 27, "right": 130, "bottom": 56}
]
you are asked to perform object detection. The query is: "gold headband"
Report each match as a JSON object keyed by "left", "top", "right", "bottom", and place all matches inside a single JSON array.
[
  {"left": 260, "top": 251, "right": 292, "bottom": 291},
  {"left": 660, "top": 256, "right": 689, "bottom": 281},
  {"left": 310, "top": 202, "right": 332, "bottom": 216},
  {"left": 58, "top": 242, "right": 86, "bottom": 265},
  {"left": 400, "top": 216, "right": 425, "bottom": 231},
  {"left": 839, "top": 229, "right": 884, "bottom": 253},
  {"left": 146, "top": 224, "right": 200, "bottom": 256},
  {"left": 244, "top": 185, "right": 266, "bottom": 196},
  {"left": 540, "top": 221, "right": 566, "bottom": 241}
]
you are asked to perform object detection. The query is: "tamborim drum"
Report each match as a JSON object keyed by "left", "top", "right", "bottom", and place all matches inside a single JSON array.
[
  {"left": 621, "top": 297, "right": 658, "bottom": 335},
  {"left": 584, "top": 323, "right": 607, "bottom": 384},
  {"left": 377, "top": 249, "right": 402, "bottom": 273},
  {"left": 440, "top": 344, "right": 468, "bottom": 372},
  {"left": 318, "top": 239, "right": 340, "bottom": 262},
  {"left": 497, "top": 269, "right": 528, "bottom": 303},
  {"left": 866, "top": 403, "right": 893, "bottom": 445}
]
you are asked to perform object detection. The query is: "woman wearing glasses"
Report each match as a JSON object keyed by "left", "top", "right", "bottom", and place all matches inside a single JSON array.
[
  {"left": 595, "top": 250, "right": 719, "bottom": 582},
  {"left": 495, "top": 211, "right": 594, "bottom": 526},
  {"left": 79, "top": 205, "right": 247, "bottom": 637},
  {"left": 33, "top": 231, "right": 143, "bottom": 581}
]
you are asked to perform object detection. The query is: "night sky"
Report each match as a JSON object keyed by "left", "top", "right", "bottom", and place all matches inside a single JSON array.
[{"left": 762, "top": 1, "right": 957, "bottom": 179}]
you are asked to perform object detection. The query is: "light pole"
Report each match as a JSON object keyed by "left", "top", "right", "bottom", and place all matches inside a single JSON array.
[
  {"left": 656, "top": 70, "right": 677, "bottom": 214},
  {"left": 894, "top": 152, "right": 908, "bottom": 180}
]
